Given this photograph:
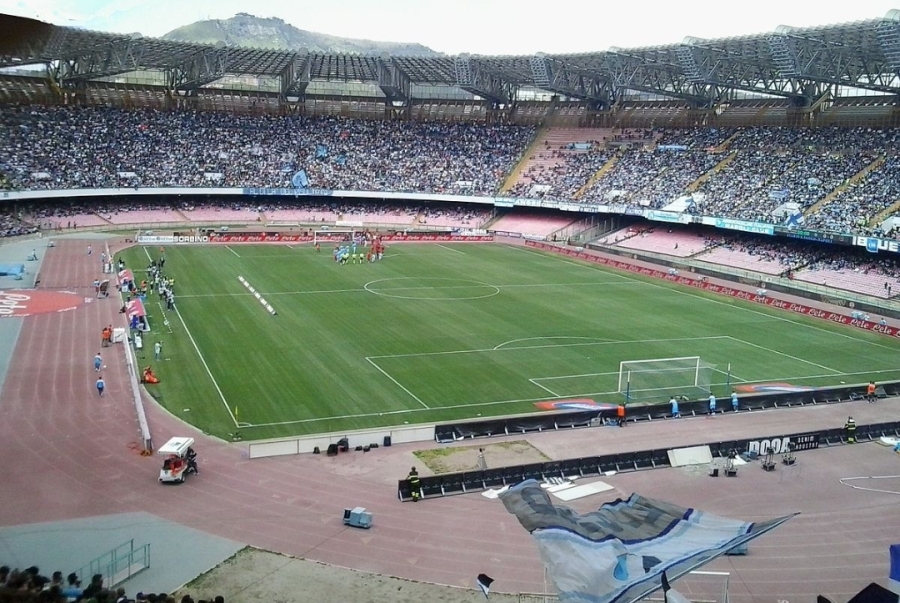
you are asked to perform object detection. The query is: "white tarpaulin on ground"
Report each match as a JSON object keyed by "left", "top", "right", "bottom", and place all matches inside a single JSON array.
[{"left": 500, "top": 479, "right": 795, "bottom": 603}]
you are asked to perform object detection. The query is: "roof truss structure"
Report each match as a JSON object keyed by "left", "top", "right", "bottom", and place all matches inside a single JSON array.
[
  {"left": 2, "top": 11, "right": 899, "bottom": 105},
  {"left": 530, "top": 55, "right": 614, "bottom": 107},
  {"left": 376, "top": 55, "right": 411, "bottom": 106},
  {"left": 50, "top": 37, "right": 146, "bottom": 85},
  {"left": 165, "top": 47, "right": 228, "bottom": 92},
  {"left": 454, "top": 56, "right": 518, "bottom": 108}
]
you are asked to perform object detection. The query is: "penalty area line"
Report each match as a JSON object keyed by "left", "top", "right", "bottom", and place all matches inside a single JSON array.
[
  {"left": 242, "top": 366, "right": 900, "bottom": 428},
  {"left": 529, "top": 378, "right": 561, "bottom": 397},
  {"left": 725, "top": 336, "right": 843, "bottom": 374},
  {"left": 225, "top": 245, "right": 241, "bottom": 257},
  {"left": 365, "top": 357, "right": 430, "bottom": 409}
]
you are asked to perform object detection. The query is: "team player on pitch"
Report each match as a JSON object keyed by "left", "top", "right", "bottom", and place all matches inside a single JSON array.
[{"left": 332, "top": 236, "right": 386, "bottom": 264}]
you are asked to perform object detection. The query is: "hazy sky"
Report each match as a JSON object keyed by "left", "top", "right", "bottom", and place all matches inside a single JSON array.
[{"left": 1, "top": 0, "right": 898, "bottom": 55}]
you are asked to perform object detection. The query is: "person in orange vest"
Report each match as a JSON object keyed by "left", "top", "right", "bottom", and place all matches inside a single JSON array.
[
  {"left": 866, "top": 381, "right": 877, "bottom": 403},
  {"left": 616, "top": 403, "right": 626, "bottom": 427}
]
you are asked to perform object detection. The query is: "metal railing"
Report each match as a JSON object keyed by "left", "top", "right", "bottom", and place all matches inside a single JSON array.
[
  {"left": 73, "top": 539, "right": 150, "bottom": 588},
  {"left": 517, "top": 570, "right": 729, "bottom": 603}
]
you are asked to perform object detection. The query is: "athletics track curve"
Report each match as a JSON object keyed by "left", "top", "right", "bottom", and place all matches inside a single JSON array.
[{"left": 0, "top": 237, "right": 898, "bottom": 603}]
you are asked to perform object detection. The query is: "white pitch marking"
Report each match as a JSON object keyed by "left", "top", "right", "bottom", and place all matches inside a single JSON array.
[
  {"left": 225, "top": 245, "right": 241, "bottom": 257},
  {"left": 533, "top": 370, "right": 620, "bottom": 381},
  {"left": 365, "top": 357, "right": 430, "bottom": 409},
  {"left": 369, "top": 335, "right": 730, "bottom": 360},
  {"left": 726, "top": 336, "right": 843, "bottom": 374},
  {"left": 493, "top": 336, "right": 620, "bottom": 350},
  {"left": 286, "top": 245, "right": 294, "bottom": 249},
  {"left": 142, "top": 247, "right": 239, "bottom": 427},
  {"left": 240, "top": 367, "right": 900, "bottom": 428},
  {"left": 508, "top": 243, "right": 900, "bottom": 352},
  {"left": 176, "top": 281, "right": 638, "bottom": 299},
  {"left": 437, "top": 243, "right": 466, "bottom": 255},
  {"left": 529, "top": 378, "right": 561, "bottom": 397}
]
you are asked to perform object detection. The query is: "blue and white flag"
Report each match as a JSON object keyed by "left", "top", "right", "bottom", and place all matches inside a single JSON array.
[
  {"left": 500, "top": 480, "right": 795, "bottom": 603},
  {"left": 291, "top": 170, "right": 310, "bottom": 189},
  {"left": 784, "top": 210, "right": 804, "bottom": 228}
]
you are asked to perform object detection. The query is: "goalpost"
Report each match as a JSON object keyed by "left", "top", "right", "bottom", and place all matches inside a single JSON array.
[
  {"left": 313, "top": 229, "right": 357, "bottom": 244},
  {"left": 618, "top": 356, "right": 716, "bottom": 403}
]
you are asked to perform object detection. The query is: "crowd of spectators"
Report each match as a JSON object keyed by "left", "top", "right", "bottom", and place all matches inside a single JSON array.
[
  {"left": 690, "top": 149, "right": 875, "bottom": 223},
  {"left": 0, "top": 106, "right": 533, "bottom": 195},
  {"left": 803, "top": 156, "right": 900, "bottom": 235},
  {"left": 4, "top": 106, "right": 900, "bottom": 236},
  {"left": 792, "top": 245, "right": 900, "bottom": 280},
  {"left": 503, "top": 147, "right": 615, "bottom": 200},
  {"left": 0, "top": 207, "right": 39, "bottom": 237},
  {"left": 703, "top": 234, "right": 822, "bottom": 273},
  {"left": 654, "top": 127, "right": 735, "bottom": 150},
  {"left": 618, "top": 225, "right": 900, "bottom": 292},
  {"left": 580, "top": 147, "right": 722, "bottom": 206},
  {"left": 0, "top": 199, "right": 491, "bottom": 237},
  {"left": 0, "top": 564, "right": 223, "bottom": 603},
  {"left": 503, "top": 125, "right": 900, "bottom": 233}
]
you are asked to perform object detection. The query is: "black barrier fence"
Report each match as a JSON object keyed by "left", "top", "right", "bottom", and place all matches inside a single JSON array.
[
  {"left": 433, "top": 382, "right": 900, "bottom": 443},
  {"left": 399, "top": 420, "right": 900, "bottom": 501}
]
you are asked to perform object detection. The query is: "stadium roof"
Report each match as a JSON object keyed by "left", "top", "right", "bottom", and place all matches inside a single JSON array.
[{"left": 1, "top": 11, "right": 900, "bottom": 107}]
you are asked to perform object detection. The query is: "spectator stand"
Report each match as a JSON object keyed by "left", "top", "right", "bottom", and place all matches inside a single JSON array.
[
  {"left": 501, "top": 128, "right": 616, "bottom": 202},
  {"left": 613, "top": 227, "right": 710, "bottom": 258},
  {"left": 804, "top": 155, "right": 897, "bottom": 235},
  {"left": 587, "top": 223, "right": 900, "bottom": 315},
  {"left": 488, "top": 211, "right": 581, "bottom": 240},
  {"left": 1, "top": 106, "right": 533, "bottom": 195}
]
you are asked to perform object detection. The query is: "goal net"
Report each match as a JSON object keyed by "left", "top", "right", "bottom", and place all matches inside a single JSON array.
[
  {"left": 618, "top": 356, "right": 716, "bottom": 402},
  {"left": 313, "top": 229, "right": 357, "bottom": 244}
]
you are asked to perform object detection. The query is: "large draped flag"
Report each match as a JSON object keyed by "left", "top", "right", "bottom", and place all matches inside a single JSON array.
[{"left": 500, "top": 480, "right": 795, "bottom": 603}]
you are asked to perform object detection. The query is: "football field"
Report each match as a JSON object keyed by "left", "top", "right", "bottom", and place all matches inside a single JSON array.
[{"left": 119, "top": 242, "right": 900, "bottom": 440}]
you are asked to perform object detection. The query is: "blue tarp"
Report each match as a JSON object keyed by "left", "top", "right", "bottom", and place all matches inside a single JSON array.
[{"left": 0, "top": 264, "right": 25, "bottom": 276}]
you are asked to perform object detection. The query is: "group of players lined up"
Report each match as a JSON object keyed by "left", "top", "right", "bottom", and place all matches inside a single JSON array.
[{"left": 329, "top": 236, "right": 387, "bottom": 265}]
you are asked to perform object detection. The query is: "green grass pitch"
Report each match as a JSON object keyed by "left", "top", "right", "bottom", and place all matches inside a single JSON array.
[{"left": 118, "top": 242, "right": 900, "bottom": 441}]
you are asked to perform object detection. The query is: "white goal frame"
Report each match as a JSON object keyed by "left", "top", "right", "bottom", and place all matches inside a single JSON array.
[
  {"left": 618, "top": 356, "right": 704, "bottom": 396},
  {"left": 313, "top": 229, "right": 357, "bottom": 244}
]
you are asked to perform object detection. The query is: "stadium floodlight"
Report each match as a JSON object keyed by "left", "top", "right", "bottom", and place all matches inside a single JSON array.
[{"left": 618, "top": 356, "right": 716, "bottom": 403}]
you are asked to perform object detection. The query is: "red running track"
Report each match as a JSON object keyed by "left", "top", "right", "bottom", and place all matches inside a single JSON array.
[{"left": 1, "top": 238, "right": 898, "bottom": 603}]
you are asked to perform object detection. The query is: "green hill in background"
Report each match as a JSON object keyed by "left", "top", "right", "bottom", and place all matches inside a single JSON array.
[{"left": 162, "top": 12, "right": 439, "bottom": 55}]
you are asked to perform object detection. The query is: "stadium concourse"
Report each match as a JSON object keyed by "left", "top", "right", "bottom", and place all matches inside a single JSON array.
[{"left": 0, "top": 235, "right": 898, "bottom": 603}]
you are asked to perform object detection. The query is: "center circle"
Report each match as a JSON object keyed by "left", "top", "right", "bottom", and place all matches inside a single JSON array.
[{"left": 363, "top": 277, "right": 500, "bottom": 301}]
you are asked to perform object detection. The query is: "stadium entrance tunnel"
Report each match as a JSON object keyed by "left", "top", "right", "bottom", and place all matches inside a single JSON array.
[{"left": 364, "top": 277, "right": 500, "bottom": 300}]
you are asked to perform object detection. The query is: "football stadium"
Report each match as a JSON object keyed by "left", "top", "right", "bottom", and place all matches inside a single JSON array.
[{"left": 2, "top": 7, "right": 900, "bottom": 603}]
